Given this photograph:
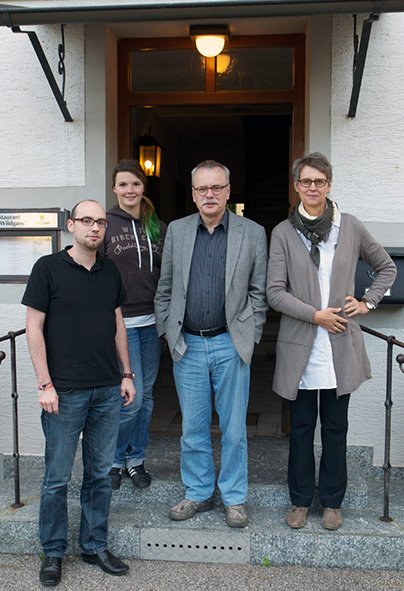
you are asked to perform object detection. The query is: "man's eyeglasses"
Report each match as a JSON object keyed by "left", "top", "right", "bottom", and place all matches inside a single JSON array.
[
  {"left": 192, "top": 184, "right": 229, "bottom": 197},
  {"left": 298, "top": 178, "right": 329, "bottom": 189},
  {"left": 73, "top": 217, "right": 109, "bottom": 228}
]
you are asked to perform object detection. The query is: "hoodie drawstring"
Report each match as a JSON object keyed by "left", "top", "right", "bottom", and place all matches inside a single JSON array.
[{"left": 132, "top": 220, "right": 153, "bottom": 273}]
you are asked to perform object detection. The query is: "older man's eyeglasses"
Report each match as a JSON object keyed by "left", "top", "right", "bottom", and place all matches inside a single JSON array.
[
  {"left": 298, "top": 178, "right": 329, "bottom": 188},
  {"left": 192, "top": 184, "right": 229, "bottom": 197},
  {"left": 73, "top": 217, "right": 109, "bottom": 228}
]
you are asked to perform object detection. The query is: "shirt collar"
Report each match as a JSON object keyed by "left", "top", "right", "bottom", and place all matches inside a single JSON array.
[
  {"left": 62, "top": 246, "right": 103, "bottom": 270},
  {"left": 298, "top": 199, "right": 341, "bottom": 228},
  {"left": 198, "top": 208, "right": 229, "bottom": 233}
]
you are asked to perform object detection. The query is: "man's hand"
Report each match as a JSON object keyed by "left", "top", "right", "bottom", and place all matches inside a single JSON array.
[
  {"left": 121, "top": 378, "right": 136, "bottom": 407},
  {"left": 313, "top": 307, "right": 348, "bottom": 334},
  {"left": 39, "top": 387, "right": 59, "bottom": 414}
]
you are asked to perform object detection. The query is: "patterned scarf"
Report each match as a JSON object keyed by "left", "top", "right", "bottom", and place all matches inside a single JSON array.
[{"left": 289, "top": 197, "right": 334, "bottom": 269}]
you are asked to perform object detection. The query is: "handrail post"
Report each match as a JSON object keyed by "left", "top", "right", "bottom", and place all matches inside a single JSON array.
[
  {"left": 9, "top": 332, "right": 24, "bottom": 509},
  {"left": 380, "top": 337, "right": 394, "bottom": 522}
]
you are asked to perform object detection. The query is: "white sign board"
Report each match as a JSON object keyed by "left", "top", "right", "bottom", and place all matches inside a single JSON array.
[
  {"left": 0, "top": 236, "right": 53, "bottom": 276},
  {"left": 0, "top": 212, "right": 59, "bottom": 230}
]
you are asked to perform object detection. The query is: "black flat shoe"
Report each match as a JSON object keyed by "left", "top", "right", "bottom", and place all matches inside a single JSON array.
[
  {"left": 39, "top": 557, "right": 62, "bottom": 587},
  {"left": 82, "top": 549, "right": 129, "bottom": 576}
]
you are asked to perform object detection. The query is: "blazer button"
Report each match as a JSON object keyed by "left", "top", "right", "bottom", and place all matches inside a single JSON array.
[{"left": 178, "top": 321, "right": 182, "bottom": 325}]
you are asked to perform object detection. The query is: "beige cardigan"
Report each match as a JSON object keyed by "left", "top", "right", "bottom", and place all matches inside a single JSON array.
[{"left": 266, "top": 213, "right": 397, "bottom": 400}]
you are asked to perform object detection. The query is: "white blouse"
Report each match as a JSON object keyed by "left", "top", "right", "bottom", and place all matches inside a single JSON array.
[{"left": 297, "top": 209, "right": 341, "bottom": 390}]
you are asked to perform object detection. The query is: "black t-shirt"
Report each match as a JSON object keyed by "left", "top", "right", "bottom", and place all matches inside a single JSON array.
[{"left": 22, "top": 247, "right": 126, "bottom": 389}]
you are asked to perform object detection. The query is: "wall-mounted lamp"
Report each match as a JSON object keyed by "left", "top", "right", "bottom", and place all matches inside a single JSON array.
[
  {"left": 190, "top": 24, "right": 229, "bottom": 58},
  {"left": 138, "top": 134, "right": 162, "bottom": 177}
]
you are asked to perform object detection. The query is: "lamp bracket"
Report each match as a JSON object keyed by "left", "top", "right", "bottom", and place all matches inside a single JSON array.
[
  {"left": 190, "top": 24, "right": 229, "bottom": 40},
  {"left": 11, "top": 25, "right": 73, "bottom": 122},
  {"left": 348, "top": 13, "right": 379, "bottom": 118}
]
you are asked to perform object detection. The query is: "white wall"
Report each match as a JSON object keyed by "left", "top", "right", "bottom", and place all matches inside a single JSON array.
[
  {"left": 0, "top": 24, "right": 85, "bottom": 188},
  {"left": 331, "top": 13, "right": 404, "bottom": 235}
]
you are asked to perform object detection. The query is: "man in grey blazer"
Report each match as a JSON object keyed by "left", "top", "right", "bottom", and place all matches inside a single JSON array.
[{"left": 154, "top": 160, "right": 268, "bottom": 528}]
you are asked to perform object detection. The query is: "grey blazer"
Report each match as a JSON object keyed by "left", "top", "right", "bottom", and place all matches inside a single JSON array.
[
  {"left": 154, "top": 211, "right": 268, "bottom": 364},
  {"left": 266, "top": 213, "right": 397, "bottom": 399}
]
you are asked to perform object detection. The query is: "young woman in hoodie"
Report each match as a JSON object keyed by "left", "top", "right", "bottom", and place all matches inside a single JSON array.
[{"left": 102, "top": 159, "right": 167, "bottom": 490}]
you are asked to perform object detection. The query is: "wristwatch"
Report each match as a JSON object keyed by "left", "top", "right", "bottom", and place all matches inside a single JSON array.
[
  {"left": 122, "top": 371, "right": 135, "bottom": 379},
  {"left": 363, "top": 299, "right": 376, "bottom": 311}
]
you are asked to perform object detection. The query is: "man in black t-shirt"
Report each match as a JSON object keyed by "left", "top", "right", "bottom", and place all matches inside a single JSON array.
[{"left": 22, "top": 200, "right": 136, "bottom": 588}]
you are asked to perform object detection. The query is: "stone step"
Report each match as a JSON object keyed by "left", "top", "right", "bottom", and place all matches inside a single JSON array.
[
  {"left": 1, "top": 437, "right": 376, "bottom": 511},
  {"left": 1, "top": 494, "right": 403, "bottom": 570},
  {"left": 1, "top": 463, "right": 370, "bottom": 510},
  {"left": 1, "top": 438, "right": 403, "bottom": 570}
]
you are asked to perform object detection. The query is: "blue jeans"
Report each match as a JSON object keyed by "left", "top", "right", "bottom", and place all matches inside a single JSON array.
[
  {"left": 39, "top": 385, "right": 121, "bottom": 557},
  {"left": 113, "top": 324, "right": 161, "bottom": 469},
  {"left": 173, "top": 332, "right": 250, "bottom": 506}
]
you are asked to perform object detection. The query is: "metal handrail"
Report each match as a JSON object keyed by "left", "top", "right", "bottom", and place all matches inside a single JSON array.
[
  {"left": 1, "top": 325, "right": 404, "bottom": 518},
  {"left": 0, "top": 329, "right": 26, "bottom": 508},
  {"left": 360, "top": 325, "right": 404, "bottom": 522}
]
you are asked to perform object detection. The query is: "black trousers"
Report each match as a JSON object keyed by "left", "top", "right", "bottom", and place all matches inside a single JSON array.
[{"left": 288, "top": 388, "right": 350, "bottom": 509}]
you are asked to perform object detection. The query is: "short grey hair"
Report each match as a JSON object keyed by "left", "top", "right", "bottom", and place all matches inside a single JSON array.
[
  {"left": 191, "top": 160, "right": 230, "bottom": 184},
  {"left": 292, "top": 152, "right": 333, "bottom": 183}
]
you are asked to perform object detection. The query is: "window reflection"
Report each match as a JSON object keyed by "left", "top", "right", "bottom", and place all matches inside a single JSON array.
[
  {"left": 216, "top": 48, "right": 293, "bottom": 91},
  {"left": 131, "top": 50, "right": 205, "bottom": 92}
]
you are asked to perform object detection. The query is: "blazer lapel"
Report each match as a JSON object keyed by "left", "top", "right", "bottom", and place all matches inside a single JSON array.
[
  {"left": 226, "top": 212, "right": 243, "bottom": 294},
  {"left": 182, "top": 215, "right": 199, "bottom": 293}
]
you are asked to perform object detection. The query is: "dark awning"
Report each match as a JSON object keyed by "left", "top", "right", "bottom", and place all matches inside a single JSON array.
[{"left": 1, "top": 1, "right": 403, "bottom": 27}]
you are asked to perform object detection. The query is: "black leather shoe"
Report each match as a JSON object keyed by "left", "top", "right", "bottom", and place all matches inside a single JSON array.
[
  {"left": 82, "top": 549, "right": 129, "bottom": 576},
  {"left": 39, "top": 557, "right": 62, "bottom": 587}
]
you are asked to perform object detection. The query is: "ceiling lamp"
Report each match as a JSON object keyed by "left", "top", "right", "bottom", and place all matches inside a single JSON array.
[{"left": 190, "top": 25, "right": 229, "bottom": 58}]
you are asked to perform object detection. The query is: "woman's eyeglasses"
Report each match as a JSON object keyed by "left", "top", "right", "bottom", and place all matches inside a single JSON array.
[{"left": 298, "top": 178, "right": 329, "bottom": 189}]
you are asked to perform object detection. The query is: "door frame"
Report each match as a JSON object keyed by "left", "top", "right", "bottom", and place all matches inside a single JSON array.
[{"left": 117, "top": 34, "right": 305, "bottom": 208}]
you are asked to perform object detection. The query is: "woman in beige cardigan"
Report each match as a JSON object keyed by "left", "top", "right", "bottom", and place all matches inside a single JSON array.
[{"left": 267, "top": 152, "right": 396, "bottom": 531}]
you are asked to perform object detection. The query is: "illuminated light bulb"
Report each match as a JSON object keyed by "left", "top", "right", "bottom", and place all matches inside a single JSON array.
[{"left": 195, "top": 35, "right": 226, "bottom": 58}]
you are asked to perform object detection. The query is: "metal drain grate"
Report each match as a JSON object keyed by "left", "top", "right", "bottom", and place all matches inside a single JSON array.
[{"left": 141, "top": 528, "right": 250, "bottom": 563}]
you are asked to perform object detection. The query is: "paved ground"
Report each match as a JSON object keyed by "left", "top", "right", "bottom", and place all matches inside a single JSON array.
[{"left": 1, "top": 555, "right": 404, "bottom": 591}]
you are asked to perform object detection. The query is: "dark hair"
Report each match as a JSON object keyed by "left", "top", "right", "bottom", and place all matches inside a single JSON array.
[
  {"left": 112, "top": 159, "right": 161, "bottom": 242},
  {"left": 292, "top": 152, "right": 333, "bottom": 183},
  {"left": 70, "top": 199, "right": 102, "bottom": 220},
  {"left": 191, "top": 160, "right": 230, "bottom": 183}
]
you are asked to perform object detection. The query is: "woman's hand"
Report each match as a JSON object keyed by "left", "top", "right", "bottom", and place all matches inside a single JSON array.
[
  {"left": 313, "top": 307, "right": 348, "bottom": 333},
  {"left": 344, "top": 295, "right": 369, "bottom": 317}
]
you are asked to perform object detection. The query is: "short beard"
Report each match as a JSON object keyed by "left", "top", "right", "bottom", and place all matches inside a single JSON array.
[{"left": 84, "top": 237, "right": 102, "bottom": 250}]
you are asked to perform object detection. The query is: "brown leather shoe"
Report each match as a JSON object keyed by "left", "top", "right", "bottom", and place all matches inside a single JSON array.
[
  {"left": 287, "top": 506, "right": 309, "bottom": 529},
  {"left": 322, "top": 508, "right": 342, "bottom": 530}
]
